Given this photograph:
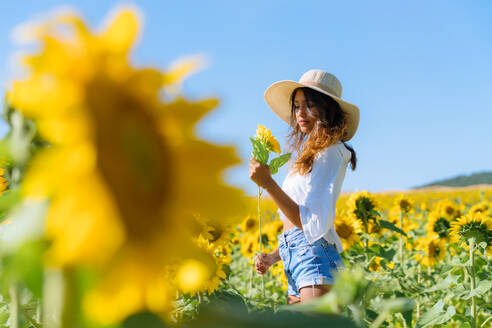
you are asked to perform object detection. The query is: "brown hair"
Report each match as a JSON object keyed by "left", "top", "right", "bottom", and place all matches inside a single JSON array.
[{"left": 285, "top": 87, "right": 357, "bottom": 175}]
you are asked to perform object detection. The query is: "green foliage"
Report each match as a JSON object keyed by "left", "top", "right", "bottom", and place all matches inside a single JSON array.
[
  {"left": 415, "top": 300, "right": 456, "bottom": 328},
  {"left": 413, "top": 171, "right": 492, "bottom": 188},
  {"left": 269, "top": 153, "right": 291, "bottom": 175},
  {"left": 249, "top": 137, "right": 291, "bottom": 174}
]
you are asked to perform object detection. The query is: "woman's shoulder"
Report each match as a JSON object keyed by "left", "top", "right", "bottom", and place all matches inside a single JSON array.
[{"left": 316, "top": 141, "right": 351, "bottom": 164}]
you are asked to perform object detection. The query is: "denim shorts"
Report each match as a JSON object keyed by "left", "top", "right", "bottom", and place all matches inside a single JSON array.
[{"left": 278, "top": 227, "right": 345, "bottom": 297}]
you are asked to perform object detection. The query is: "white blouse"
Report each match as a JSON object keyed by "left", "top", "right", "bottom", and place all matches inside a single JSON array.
[{"left": 277, "top": 141, "right": 352, "bottom": 254}]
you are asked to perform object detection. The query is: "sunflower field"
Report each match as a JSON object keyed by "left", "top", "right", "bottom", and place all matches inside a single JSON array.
[{"left": 0, "top": 5, "right": 491, "bottom": 328}]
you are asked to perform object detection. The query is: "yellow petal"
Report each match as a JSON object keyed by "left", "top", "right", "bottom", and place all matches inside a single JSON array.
[{"left": 99, "top": 8, "right": 140, "bottom": 54}]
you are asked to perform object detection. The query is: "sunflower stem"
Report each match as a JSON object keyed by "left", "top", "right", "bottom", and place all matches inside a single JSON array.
[
  {"left": 399, "top": 212, "right": 405, "bottom": 272},
  {"left": 257, "top": 186, "right": 265, "bottom": 300},
  {"left": 9, "top": 284, "right": 20, "bottom": 328},
  {"left": 363, "top": 220, "right": 369, "bottom": 262},
  {"left": 469, "top": 238, "right": 477, "bottom": 328},
  {"left": 248, "top": 257, "right": 254, "bottom": 299},
  {"left": 61, "top": 268, "right": 79, "bottom": 328},
  {"left": 416, "top": 265, "right": 421, "bottom": 320}
]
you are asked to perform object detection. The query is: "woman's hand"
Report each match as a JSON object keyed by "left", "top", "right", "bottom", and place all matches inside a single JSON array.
[
  {"left": 249, "top": 158, "right": 273, "bottom": 188},
  {"left": 254, "top": 252, "right": 276, "bottom": 274}
]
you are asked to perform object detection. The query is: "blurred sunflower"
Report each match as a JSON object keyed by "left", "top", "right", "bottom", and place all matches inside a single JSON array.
[
  {"left": 215, "top": 244, "right": 232, "bottom": 266},
  {"left": 393, "top": 194, "right": 414, "bottom": 215},
  {"left": 449, "top": 213, "right": 492, "bottom": 255},
  {"left": 389, "top": 205, "right": 419, "bottom": 232},
  {"left": 188, "top": 214, "right": 214, "bottom": 241},
  {"left": 435, "top": 199, "right": 461, "bottom": 221},
  {"left": 264, "top": 220, "right": 283, "bottom": 248},
  {"left": 426, "top": 210, "right": 451, "bottom": 240},
  {"left": 468, "top": 201, "right": 492, "bottom": 217},
  {"left": 270, "top": 262, "right": 288, "bottom": 291},
  {"left": 334, "top": 213, "right": 362, "bottom": 251},
  {"left": 415, "top": 236, "right": 446, "bottom": 266},
  {"left": 368, "top": 257, "right": 382, "bottom": 272},
  {"left": 7, "top": 6, "right": 246, "bottom": 323},
  {"left": 346, "top": 191, "right": 380, "bottom": 233},
  {"left": 204, "top": 223, "right": 234, "bottom": 247},
  {"left": 240, "top": 233, "right": 258, "bottom": 258},
  {"left": 241, "top": 215, "right": 258, "bottom": 233},
  {"left": 0, "top": 167, "right": 8, "bottom": 194}
]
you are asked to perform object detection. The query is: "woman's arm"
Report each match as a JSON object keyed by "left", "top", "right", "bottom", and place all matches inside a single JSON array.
[{"left": 249, "top": 158, "right": 302, "bottom": 229}]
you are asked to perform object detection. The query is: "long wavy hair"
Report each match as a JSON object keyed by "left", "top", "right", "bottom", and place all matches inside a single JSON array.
[{"left": 285, "top": 87, "right": 357, "bottom": 175}]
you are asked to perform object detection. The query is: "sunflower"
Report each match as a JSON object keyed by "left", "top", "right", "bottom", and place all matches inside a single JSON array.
[
  {"left": 393, "top": 194, "right": 414, "bottom": 215},
  {"left": 270, "top": 261, "right": 288, "bottom": 291},
  {"left": 415, "top": 236, "right": 447, "bottom": 266},
  {"left": 192, "top": 237, "right": 228, "bottom": 295},
  {"left": 240, "top": 233, "right": 258, "bottom": 258},
  {"left": 449, "top": 213, "right": 492, "bottom": 254},
  {"left": 255, "top": 125, "right": 281, "bottom": 154},
  {"left": 264, "top": 220, "right": 283, "bottom": 248},
  {"left": 346, "top": 191, "right": 380, "bottom": 233},
  {"left": 426, "top": 210, "right": 451, "bottom": 240},
  {"left": 241, "top": 215, "right": 258, "bottom": 233},
  {"left": 0, "top": 167, "right": 8, "bottom": 195},
  {"left": 435, "top": 199, "right": 461, "bottom": 221},
  {"left": 215, "top": 244, "right": 232, "bottom": 266},
  {"left": 468, "top": 201, "right": 492, "bottom": 217},
  {"left": 389, "top": 205, "right": 419, "bottom": 233},
  {"left": 334, "top": 214, "right": 362, "bottom": 251},
  {"left": 204, "top": 223, "right": 234, "bottom": 247},
  {"left": 420, "top": 201, "right": 429, "bottom": 212},
  {"left": 368, "top": 257, "right": 382, "bottom": 272},
  {"left": 7, "top": 6, "right": 246, "bottom": 323},
  {"left": 188, "top": 214, "right": 214, "bottom": 241}
]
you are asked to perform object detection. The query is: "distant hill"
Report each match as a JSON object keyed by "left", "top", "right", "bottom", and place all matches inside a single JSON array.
[{"left": 412, "top": 171, "right": 492, "bottom": 189}]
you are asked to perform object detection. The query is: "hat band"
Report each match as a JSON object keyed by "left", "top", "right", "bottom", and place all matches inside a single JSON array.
[{"left": 299, "top": 80, "right": 340, "bottom": 98}]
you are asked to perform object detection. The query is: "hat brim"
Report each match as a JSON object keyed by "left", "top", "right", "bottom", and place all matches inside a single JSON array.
[{"left": 264, "top": 80, "right": 360, "bottom": 141}]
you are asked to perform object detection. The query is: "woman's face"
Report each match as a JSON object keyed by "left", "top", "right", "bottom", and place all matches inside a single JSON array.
[{"left": 293, "top": 89, "right": 319, "bottom": 134}]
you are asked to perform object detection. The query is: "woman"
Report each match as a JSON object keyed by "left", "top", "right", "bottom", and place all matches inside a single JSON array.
[{"left": 249, "top": 69, "right": 360, "bottom": 304}]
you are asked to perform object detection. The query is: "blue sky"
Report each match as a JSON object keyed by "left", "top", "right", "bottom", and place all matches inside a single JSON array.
[{"left": 1, "top": 1, "right": 491, "bottom": 196}]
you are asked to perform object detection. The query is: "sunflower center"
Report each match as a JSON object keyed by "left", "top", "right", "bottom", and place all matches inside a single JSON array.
[
  {"left": 399, "top": 200, "right": 411, "bottom": 213},
  {"left": 86, "top": 75, "right": 172, "bottom": 241},
  {"left": 337, "top": 222, "right": 354, "bottom": 239},
  {"left": 445, "top": 206, "right": 455, "bottom": 216},
  {"left": 428, "top": 242, "right": 440, "bottom": 257},
  {"left": 433, "top": 217, "right": 450, "bottom": 238},
  {"left": 209, "top": 227, "right": 223, "bottom": 242},
  {"left": 245, "top": 218, "right": 256, "bottom": 230}
]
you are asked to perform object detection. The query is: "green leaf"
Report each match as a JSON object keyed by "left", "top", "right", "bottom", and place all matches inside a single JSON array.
[
  {"left": 477, "top": 241, "right": 487, "bottom": 249},
  {"left": 279, "top": 292, "right": 339, "bottom": 314},
  {"left": 250, "top": 137, "right": 269, "bottom": 165},
  {"left": 373, "top": 297, "right": 415, "bottom": 313},
  {"left": 461, "top": 280, "right": 492, "bottom": 300},
  {"left": 378, "top": 219, "right": 407, "bottom": 236},
  {"left": 415, "top": 300, "right": 444, "bottom": 327},
  {"left": 379, "top": 248, "right": 396, "bottom": 262},
  {"left": 122, "top": 312, "right": 168, "bottom": 328},
  {"left": 0, "top": 188, "right": 21, "bottom": 216},
  {"left": 269, "top": 153, "right": 292, "bottom": 175},
  {"left": 425, "top": 274, "right": 459, "bottom": 293},
  {"left": 189, "top": 300, "right": 359, "bottom": 328},
  {"left": 415, "top": 300, "right": 455, "bottom": 328}
]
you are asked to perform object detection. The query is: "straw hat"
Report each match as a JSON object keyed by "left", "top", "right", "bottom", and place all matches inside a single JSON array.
[{"left": 264, "top": 69, "right": 360, "bottom": 141}]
